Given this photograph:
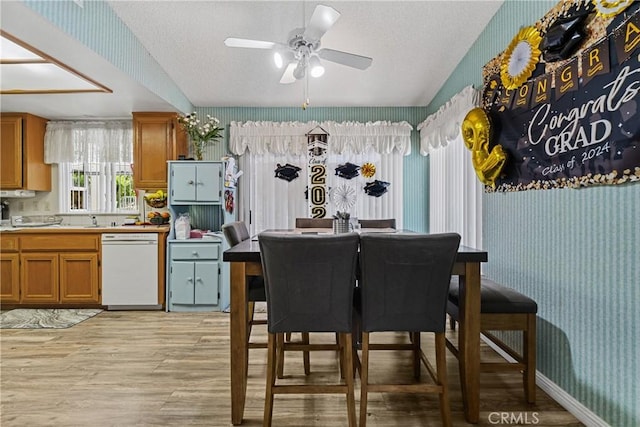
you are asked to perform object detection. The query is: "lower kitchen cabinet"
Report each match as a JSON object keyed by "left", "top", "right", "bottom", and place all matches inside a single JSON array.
[
  {"left": 21, "top": 251, "right": 99, "bottom": 304},
  {"left": 168, "top": 240, "right": 227, "bottom": 311},
  {"left": 60, "top": 253, "right": 100, "bottom": 303},
  {"left": 0, "top": 235, "right": 20, "bottom": 303},
  {"left": 21, "top": 253, "right": 59, "bottom": 302},
  {"left": 18, "top": 233, "right": 101, "bottom": 305}
]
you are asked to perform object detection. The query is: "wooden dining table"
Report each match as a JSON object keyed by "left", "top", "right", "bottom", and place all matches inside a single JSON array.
[{"left": 222, "top": 229, "right": 488, "bottom": 424}]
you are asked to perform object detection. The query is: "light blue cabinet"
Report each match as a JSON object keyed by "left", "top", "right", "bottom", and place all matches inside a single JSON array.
[
  {"left": 169, "top": 161, "right": 222, "bottom": 204},
  {"left": 166, "top": 161, "right": 229, "bottom": 312},
  {"left": 168, "top": 241, "right": 221, "bottom": 311}
]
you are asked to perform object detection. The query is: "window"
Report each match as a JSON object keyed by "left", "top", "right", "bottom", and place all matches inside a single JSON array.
[{"left": 59, "top": 162, "right": 137, "bottom": 213}]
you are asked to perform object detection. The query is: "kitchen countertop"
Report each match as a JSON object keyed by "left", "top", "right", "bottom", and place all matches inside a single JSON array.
[{"left": 0, "top": 225, "right": 170, "bottom": 233}]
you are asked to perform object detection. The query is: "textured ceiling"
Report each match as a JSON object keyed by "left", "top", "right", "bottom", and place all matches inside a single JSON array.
[{"left": 0, "top": 1, "right": 503, "bottom": 119}]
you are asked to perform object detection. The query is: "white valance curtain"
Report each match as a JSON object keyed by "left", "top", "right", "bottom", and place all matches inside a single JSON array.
[
  {"left": 417, "top": 85, "right": 480, "bottom": 155},
  {"left": 229, "top": 121, "right": 413, "bottom": 156},
  {"left": 230, "top": 121, "right": 411, "bottom": 234},
  {"left": 418, "top": 86, "right": 482, "bottom": 250},
  {"left": 44, "top": 121, "right": 133, "bottom": 164}
]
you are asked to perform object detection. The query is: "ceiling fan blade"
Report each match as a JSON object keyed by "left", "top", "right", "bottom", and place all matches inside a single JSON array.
[
  {"left": 303, "top": 5, "right": 341, "bottom": 42},
  {"left": 224, "top": 38, "right": 276, "bottom": 49},
  {"left": 279, "top": 63, "right": 297, "bottom": 84},
  {"left": 318, "top": 48, "right": 373, "bottom": 70}
]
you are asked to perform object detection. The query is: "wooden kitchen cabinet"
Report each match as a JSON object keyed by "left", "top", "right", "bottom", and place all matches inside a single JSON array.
[
  {"left": 20, "top": 233, "right": 101, "bottom": 305},
  {"left": 132, "top": 112, "right": 187, "bottom": 190},
  {"left": 0, "top": 235, "right": 20, "bottom": 303},
  {"left": 0, "top": 113, "right": 51, "bottom": 191},
  {"left": 21, "top": 253, "right": 59, "bottom": 303}
]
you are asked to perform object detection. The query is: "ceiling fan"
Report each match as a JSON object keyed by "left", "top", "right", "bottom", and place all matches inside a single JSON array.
[{"left": 224, "top": 4, "right": 373, "bottom": 84}]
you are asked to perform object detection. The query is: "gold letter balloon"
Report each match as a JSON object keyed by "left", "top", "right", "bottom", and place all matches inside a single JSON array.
[{"left": 461, "top": 108, "right": 508, "bottom": 188}]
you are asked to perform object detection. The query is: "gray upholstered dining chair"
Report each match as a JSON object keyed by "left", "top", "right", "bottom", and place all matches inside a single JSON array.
[
  {"left": 221, "top": 221, "right": 267, "bottom": 350},
  {"left": 295, "top": 217, "right": 334, "bottom": 228},
  {"left": 258, "top": 232, "right": 359, "bottom": 427},
  {"left": 358, "top": 218, "right": 396, "bottom": 229},
  {"left": 355, "top": 232, "right": 461, "bottom": 427}
]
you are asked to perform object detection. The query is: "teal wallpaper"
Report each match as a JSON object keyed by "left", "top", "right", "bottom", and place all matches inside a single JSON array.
[{"left": 428, "top": 1, "right": 639, "bottom": 426}]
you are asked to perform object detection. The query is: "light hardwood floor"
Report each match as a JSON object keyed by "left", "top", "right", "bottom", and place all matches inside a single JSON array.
[{"left": 1, "top": 310, "right": 582, "bottom": 426}]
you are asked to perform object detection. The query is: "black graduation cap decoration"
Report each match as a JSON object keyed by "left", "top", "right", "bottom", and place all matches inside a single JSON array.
[
  {"left": 540, "top": 8, "right": 591, "bottom": 62},
  {"left": 275, "top": 163, "right": 302, "bottom": 182},
  {"left": 335, "top": 162, "right": 360, "bottom": 180},
  {"left": 364, "top": 180, "right": 390, "bottom": 197}
]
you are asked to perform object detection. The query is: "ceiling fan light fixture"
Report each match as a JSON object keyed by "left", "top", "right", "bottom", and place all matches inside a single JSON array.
[
  {"left": 273, "top": 50, "right": 294, "bottom": 69},
  {"left": 293, "top": 61, "right": 306, "bottom": 80},
  {"left": 273, "top": 51, "right": 284, "bottom": 69},
  {"left": 309, "top": 55, "right": 325, "bottom": 78}
]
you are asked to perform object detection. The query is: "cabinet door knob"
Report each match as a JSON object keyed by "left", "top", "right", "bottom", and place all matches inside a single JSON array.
[
  {"left": 196, "top": 181, "right": 203, "bottom": 186},
  {"left": 187, "top": 180, "right": 194, "bottom": 185},
  {"left": 192, "top": 251, "right": 198, "bottom": 256},
  {"left": 187, "top": 277, "right": 193, "bottom": 282},
  {"left": 195, "top": 277, "right": 202, "bottom": 282}
]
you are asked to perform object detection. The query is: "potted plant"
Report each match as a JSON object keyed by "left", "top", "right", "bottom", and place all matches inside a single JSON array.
[{"left": 177, "top": 112, "right": 224, "bottom": 160}]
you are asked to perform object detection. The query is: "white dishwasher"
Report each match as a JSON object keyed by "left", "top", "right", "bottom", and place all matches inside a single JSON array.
[{"left": 101, "top": 233, "right": 160, "bottom": 310}]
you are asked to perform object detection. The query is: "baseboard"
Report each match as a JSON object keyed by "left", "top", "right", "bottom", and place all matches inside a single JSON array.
[{"left": 480, "top": 334, "right": 611, "bottom": 427}]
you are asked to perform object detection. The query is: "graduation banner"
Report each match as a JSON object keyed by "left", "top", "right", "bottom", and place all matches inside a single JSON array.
[{"left": 480, "top": 0, "right": 640, "bottom": 191}]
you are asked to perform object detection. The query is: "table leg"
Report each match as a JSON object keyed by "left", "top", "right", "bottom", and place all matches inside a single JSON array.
[
  {"left": 230, "top": 262, "right": 249, "bottom": 425},
  {"left": 458, "top": 262, "right": 481, "bottom": 423}
]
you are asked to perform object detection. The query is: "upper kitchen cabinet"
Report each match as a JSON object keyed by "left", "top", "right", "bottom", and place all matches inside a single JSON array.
[
  {"left": 132, "top": 112, "right": 187, "bottom": 190},
  {"left": 0, "top": 113, "right": 51, "bottom": 191}
]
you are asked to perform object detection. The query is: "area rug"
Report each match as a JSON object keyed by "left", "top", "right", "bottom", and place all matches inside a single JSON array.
[{"left": 0, "top": 308, "right": 103, "bottom": 329}]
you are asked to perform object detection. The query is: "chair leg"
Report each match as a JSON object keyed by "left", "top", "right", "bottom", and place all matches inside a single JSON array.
[
  {"left": 276, "top": 333, "right": 285, "bottom": 378},
  {"left": 524, "top": 314, "right": 537, "bottom": 404},
  {"left": 359, "top": 332, "right": 370, "bottom": 427},
  {"left": 435, "top": 332, "right": 452, "bottom": 427},
  {"left": 302, "top": 332, "right": 311, "bottom": 375},
  {"left": 263, "top": 333, "right": 277, "bottom": 427},
  {"left": 412, "top": 332, "right": 421, "bottom": 380},
  {"left": 342, "top": 333, "right": 357, "bottom": 427},
  {"left": 449, "top": 314, "right": 456, "bottom": 331},
  {"left": 247, "top": 301, "right": 256, "bottom": 331}
]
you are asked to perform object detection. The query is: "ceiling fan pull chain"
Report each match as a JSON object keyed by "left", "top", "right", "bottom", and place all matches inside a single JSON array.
[{"left": 302, "top": 73, "right": 310, "bottom": 110}]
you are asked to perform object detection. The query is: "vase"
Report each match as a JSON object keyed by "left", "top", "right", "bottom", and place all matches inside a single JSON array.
[
  {"left": 192, "top": 141, "right": 204, "bottom": 161},
  {"left": 194, "top": 145, "right": 204, "bottom": 161}
]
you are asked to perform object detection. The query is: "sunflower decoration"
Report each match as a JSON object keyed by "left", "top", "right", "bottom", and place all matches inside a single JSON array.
[
  {"left": 360, "top": 162, "right": 376, "bottom": 178},
  {"left": 500, "top": 26, "right": 543, "bottom": 90},
  {"left": 332, "top": 183, "right": 357, "bottom": 212},
  {"left": 592, "top": 0, "right": 633, "bottom": 18}
]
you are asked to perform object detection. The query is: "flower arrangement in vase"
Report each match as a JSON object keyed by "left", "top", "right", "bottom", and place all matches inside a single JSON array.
[{"left": 177, "top": 112, "right": 223, "bottom": 160}]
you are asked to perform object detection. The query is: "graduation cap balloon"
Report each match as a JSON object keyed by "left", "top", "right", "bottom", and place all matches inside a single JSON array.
[
  {"left": 274, "top": 163, "right": 302, "bottom": 182},
  {"left": 364, "top": 180, "right": 390, "bottom": 197},
  {"left": 335, "top": 162, "right": 360, "bottom": 180},
  {"left": 540, "top": 7, "right": 591, "bottom": 62}
]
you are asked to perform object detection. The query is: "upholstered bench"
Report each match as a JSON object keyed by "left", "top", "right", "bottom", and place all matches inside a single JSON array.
[{"left": 446, "top": 277, "right": 537, "bottom": 403}]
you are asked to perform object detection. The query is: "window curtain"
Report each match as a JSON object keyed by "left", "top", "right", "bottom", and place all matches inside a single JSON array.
[
  {"left": 44, "top": 120, "right": 133, "bottom": 164},
  {"left": 230, "top": 121, "right": 411, "bottom": 235},
  {"left": 418, "top": 86, "right": 483, "bottom": 249}
]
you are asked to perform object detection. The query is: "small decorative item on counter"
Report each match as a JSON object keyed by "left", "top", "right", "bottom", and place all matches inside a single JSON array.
[
  {"left": 144, "top": 189, "right": 167, "bottom": 208},
  {"left": 174, "top": 213, "right": 191, "bottom": 239}
]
